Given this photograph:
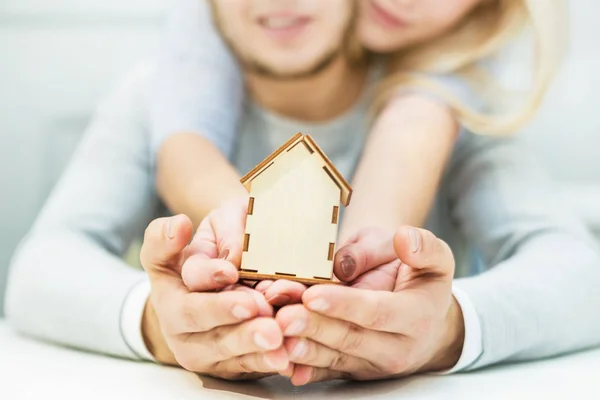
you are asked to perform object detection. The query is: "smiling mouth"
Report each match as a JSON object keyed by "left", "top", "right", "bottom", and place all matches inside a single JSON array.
[
  {"left": 258, "top": 15, "right": 312, "bottom": 41},
  {"left": 368, "top": 0, "right": 408, "bottom": 30}
]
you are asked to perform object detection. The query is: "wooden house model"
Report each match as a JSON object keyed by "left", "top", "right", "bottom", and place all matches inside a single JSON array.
[{"left": 239, "top": 133, "right": 353, "bottom": 286}]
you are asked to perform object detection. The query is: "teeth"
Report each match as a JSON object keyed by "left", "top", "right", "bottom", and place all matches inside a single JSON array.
[{"left": 263, "top": 17, "right": 300, "bottom": 29}]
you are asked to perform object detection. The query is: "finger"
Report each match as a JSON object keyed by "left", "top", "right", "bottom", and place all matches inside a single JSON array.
[
  {"left": 337, "top": 230, "right": 360, "bottom": 248},
  {"left": 254, "top": 280, "right": 274, "bottom": 294},
  {"left": 291, "top": 365, "right": 349, "bottom": 386},
  {"left": 240, "top": 280, "right": 261, "bottom": 289},
  {"left": 141, "top": 215, "right": 194, "bottom": 277},
  {"left": 164, "top": 290, "right": 260, "bottom": 334},
  {"left": 284, "top": 337, "right": 367, "bottom": 373},
  {"left": 393, "top": 226, "right": 455, "bottom": 279},
  {"left": 276, "top": 305, "right": 400, "bottom": 367},
  {"left": 333, "top": 227, "right": 397, "bottom": 282},
  {"left": 302, "top": 285, "right": 425, "bottom": 334},
  {"left": 181, "top": 254, "right": 239, "bottom": 292},
  {"left": 187, "top": 317, "right": 284, "bottom": 363},
  {"left": 186, "top": 214, "right": 219, "bottom": 259},
  {"left": 262, "top": 280, "right": 307, "bottom": 306},
  {"left": 213, "top": 347, "right": 290, "bottom": 376},
  {"left": 233, "top": 285, "right": 274, "bottom": 317},
  {"left": 211, "top": 195, "right": 250, "bottom": 267},
  {"left": 350, "top": 260, "right": 400, "bottom": 291},
  {"left": 279, "top": 363, "right": 295, "bottom": 378}
]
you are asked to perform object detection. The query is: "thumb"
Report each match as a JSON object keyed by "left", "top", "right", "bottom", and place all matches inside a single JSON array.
[
  {"left": 333, "top": 227, "right": 397, "bottom": 282},
  {"left": 393, "top": 226, "right": 455, "bottom": 279},
  {"left": 212, "top": 195, "right": 249, "bottom": 267},
  {"left": 140, "top": 214, "right": 194, "bottom": 277}
]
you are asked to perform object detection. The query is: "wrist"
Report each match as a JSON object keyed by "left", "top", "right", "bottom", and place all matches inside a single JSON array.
[
  {"left": 142, "top": 298, "right": 178, "bottom": 366},
  {"left": 422, "top": 295, "right": 465, "bottom": 372},
  {"left": 189, "top": 181, "right": 249, "bottom": 227}
]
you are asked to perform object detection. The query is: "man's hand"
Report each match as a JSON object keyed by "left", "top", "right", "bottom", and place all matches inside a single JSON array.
[
  {"left": 139, "top": 213, "right": 290, "bottom": 380},
  {"left": 275, "top": 226, "right": 465, "bottom": 385}
]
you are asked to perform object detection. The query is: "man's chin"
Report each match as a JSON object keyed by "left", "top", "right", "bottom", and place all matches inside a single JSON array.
[{"left": 244, "top": 50, "right": 341, "bottom": 80}]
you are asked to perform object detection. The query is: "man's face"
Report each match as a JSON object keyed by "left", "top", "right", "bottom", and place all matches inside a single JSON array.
[{"left": 212, "top": 0, "right": 352, "bottom": 79}]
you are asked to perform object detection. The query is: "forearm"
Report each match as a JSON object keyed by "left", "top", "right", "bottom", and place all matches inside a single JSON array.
[
  {"left": 150, "top": 0, "right": 244, "bottom": 224},
  {"left": 4, "top": 66, "right": 166, "bottom": 360},
  {"left": 340, "top": 94, "right": 458, "bottom": 242},
  {"left": 448, "top": 135, "right": 600, "bottom": 369},
  {"left": 5, "top": 231, "right": 147, "bottom": 359},
  {"left": 455, "top": 232, "right": 600, "bottom": 369},
  {"left": 150, "top": 0, "right": 242, "bottom": 157},
  {"left": 156, "top": 133, "right": 248, "bottom": 226}
]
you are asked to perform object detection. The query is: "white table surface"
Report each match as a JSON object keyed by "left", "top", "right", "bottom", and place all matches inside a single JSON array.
[{"left": 1, "top": 322, "right": 599, "bottom": 399}]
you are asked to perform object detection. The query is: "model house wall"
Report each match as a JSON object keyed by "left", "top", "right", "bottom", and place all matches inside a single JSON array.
[{"left": 240, "top": 134, "right": 350, "bottom": 284}]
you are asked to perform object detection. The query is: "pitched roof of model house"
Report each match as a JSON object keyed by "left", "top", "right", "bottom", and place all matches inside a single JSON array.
[{"left": 240, "top": 133, "right": 353, "bottom": 206}]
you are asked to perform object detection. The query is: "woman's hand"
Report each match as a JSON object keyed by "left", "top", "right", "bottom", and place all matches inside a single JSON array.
[
  {"left": 139, "top": 214, "right": 290, "bottom": 380},
  {"left": 254, "top": 227, "right": 403, "bottom": 306},
  {"left": 185, "top": 195, "right": 307, "bottom": 305},
  {"left": 275, "top": 227, "right": 465, "bottom": 385}
]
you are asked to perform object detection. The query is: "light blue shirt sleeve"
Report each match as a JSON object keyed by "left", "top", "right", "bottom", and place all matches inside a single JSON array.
[
  {"left": 149, "top": 0, "right": 244, "bottom": 158},
  {"left": 449, "top": 134, "right": 600, "bottom": 369},
  {"left": 5, "top": 66, "right": 160, "bottom": 359}
]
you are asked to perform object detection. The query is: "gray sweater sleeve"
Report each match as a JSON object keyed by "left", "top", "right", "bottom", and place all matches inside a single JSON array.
[
  {"left": 149, "top": 0, "right": 243, "bottom": 158},
  {"left": 449, "top": 135, "right": 600, "bottom": 370},
  {"left": 5, "top": 67, "right": 159, "bottom": 359}
]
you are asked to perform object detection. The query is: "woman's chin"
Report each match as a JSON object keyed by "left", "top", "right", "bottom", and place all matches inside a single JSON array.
[{"left": 357, "top": 26, "right": 402, "bottom": 54}]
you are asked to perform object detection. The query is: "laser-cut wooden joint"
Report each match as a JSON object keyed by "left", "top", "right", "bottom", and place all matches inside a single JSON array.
[
  {"left": 238, "top": 133, "right": 353, "bottom": 286},
  {"left": 243, "top": 234, "right": 251, "bottom": 252},
  {"left": 332, "top": 206, "right": 339, "bottom": 224},
  {"left": 248, "top": 197, "right": 255, "bottom": 215},
  {"left": 328, "top": 243, "right": 335, "bottom": 261},
  {"left": 275, "top": 272, "right": 297, "bottom": 277}
]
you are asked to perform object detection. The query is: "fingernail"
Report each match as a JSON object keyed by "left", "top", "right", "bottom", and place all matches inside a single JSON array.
[
  {"left": 409, "top": 228, "right": 421, "bottom": 253},
  {"left": 340, "top": 255, "right": 356, "bottom": 278},
  {"left": 266, "top": 294, "right": 291, "bottom": 306},
  {"left": 291, "top": 339, "right": 308, "bottom": 359},
  {"left": 218, "top": 249, "right": 230, "bottom": 260},
  {"left": 231, "top": 305, "right": 252, "bottom": 320},
  {"left": 284, "top": 320, "right": 306, "bottom": 336},
  {"left": 165, "top": 217, "right": 176, "bottom": 239},
  {"left": 213, "top": 270, "right": 233, "bottom": 286},
  {"left": 253, "top": 332, "right": 274, "bottom": 350},
  {"left": 307, "top": 298, "right": 329, "bottom": 312}
]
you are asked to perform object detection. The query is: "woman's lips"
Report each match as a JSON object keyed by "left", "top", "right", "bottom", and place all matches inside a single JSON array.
[
  {"left": 258, "top": 15, "right": 312, "bottom": 42},
  {"left": 367, "top": 0, "right": 408, "bottom": 30}
]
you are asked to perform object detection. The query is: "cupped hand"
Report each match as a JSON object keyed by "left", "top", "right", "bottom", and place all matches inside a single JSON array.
[
  {"left": 275, "top": 226, "right": 465, "bottom": 385},
  {"left": 139, "top": 214, "right": 290, "bottom": 380}
]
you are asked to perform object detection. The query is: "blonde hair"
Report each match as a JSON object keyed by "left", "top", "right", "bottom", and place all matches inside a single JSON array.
[{"left": 375, "top": 0, "right": 568, "bottom": 135}]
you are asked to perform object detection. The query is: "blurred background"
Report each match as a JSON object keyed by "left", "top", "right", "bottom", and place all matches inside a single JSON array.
[{"left": 0, "top": 0, "right": 599, "bottom": 316}]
